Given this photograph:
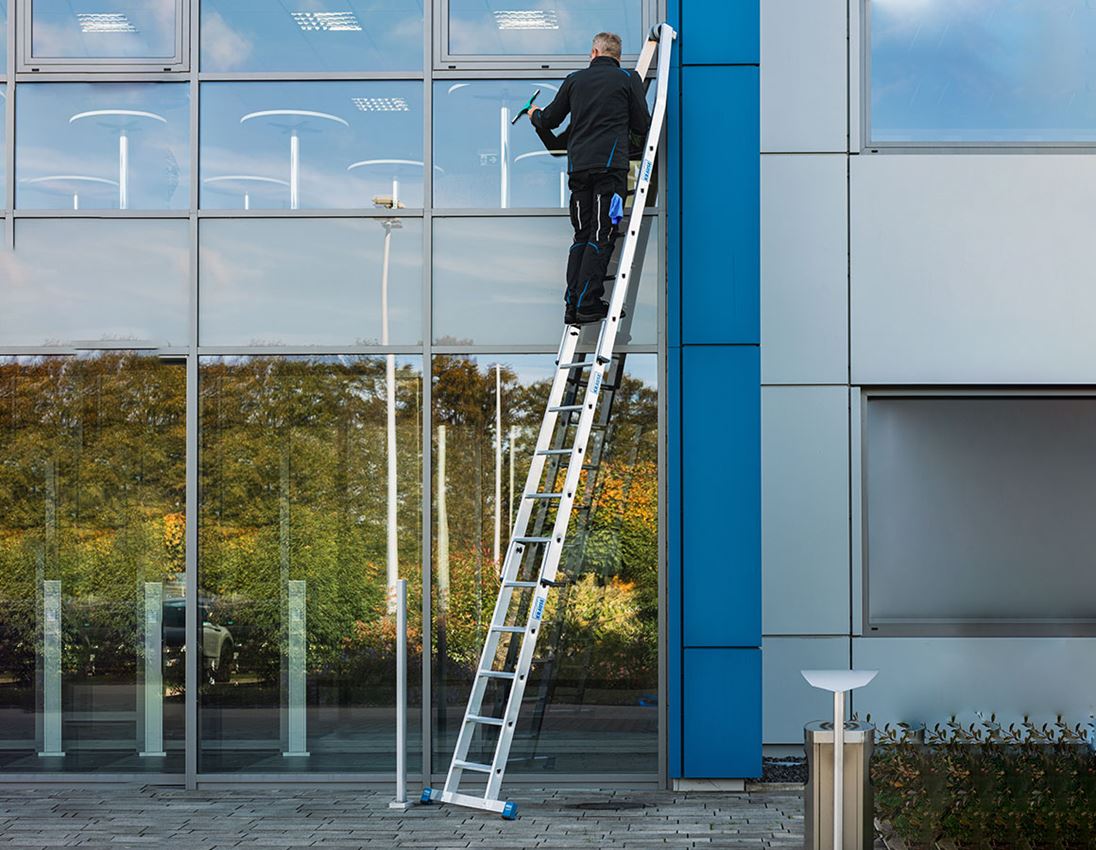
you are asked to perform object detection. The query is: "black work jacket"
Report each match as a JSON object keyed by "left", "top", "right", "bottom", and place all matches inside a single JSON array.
[{"left": 530, "top": 55, "right": 651, "bottom": 173}]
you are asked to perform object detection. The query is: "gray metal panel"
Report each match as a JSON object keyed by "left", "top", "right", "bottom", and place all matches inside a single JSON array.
[
  {"left": 853, "top": 637, "right": 1096, "bottom": 728},
  {"left": 763, "top": 637, "right": 850, "bottom": 744},
  {"left": 761, "top": 154, "right": 848, "bottom": 385},
  {"left": 851, "top": 154, "right": 1096, "bottom": 384},
  {"left": 762, "top": 386, "right": 850, "bottom": 635},
  {"left": 761, "top": 0, "right": 847, "bottom": 153}
]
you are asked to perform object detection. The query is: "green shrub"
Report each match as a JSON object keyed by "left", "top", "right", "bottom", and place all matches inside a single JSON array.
[{"left": 872, "top": 716, "right": 1096, "bottom": 850}]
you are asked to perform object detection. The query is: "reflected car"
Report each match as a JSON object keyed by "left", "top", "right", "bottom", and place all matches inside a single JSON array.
[{"left": 163, "top": 599, "right": 235, "bottom": 682}]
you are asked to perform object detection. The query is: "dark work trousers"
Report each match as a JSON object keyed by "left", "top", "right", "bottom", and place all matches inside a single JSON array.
[{"left": 566, "top": 168, "right": 629, "bottom": 311}]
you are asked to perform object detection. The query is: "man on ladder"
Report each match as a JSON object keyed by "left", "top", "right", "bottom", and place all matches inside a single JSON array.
[
  {"left": 524, "top": 32, "right": 651, "bottom": 325},
  {"left": 422, "top": 23, "right": 674, "bottom": 820}
]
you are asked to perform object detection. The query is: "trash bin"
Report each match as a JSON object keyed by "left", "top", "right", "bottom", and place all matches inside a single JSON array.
[{"left": 804, "top": 720, "right": 874, "bottom": 850}]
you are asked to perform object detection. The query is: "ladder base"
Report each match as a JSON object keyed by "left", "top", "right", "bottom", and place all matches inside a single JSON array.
[{"left": 421, "top": 787, "right": 518, "bottom": 819}]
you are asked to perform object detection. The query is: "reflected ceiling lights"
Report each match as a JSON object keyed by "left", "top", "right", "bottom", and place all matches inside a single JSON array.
[
  {"left": 352, "top": 97, "right": 410, "bottom": 112},
  {"left": 77, "top": 13, "right": 137, "bottom": 33},
  {"left": 493, "top": 10, "right": 560, "bottom": 30},
  {"left": 291, "top": 11, "right": 363, "bottom": 32}
]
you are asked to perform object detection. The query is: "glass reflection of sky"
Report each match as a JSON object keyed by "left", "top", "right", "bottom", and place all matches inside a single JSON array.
[
  {"left": 199, "top": 219, "right": 423, "bottom": 346},
  {"left": 434, "top": 79, "right": 571, "bottom": 208},
  {"left": 432, "top": 216, "right": 657, "bottom": 346},
  {"left": 16, "top": 83, "right": 190, "bottom": 210},
  {"left": 201, "top": 0, "right": 423, "bottom": 72},
  {"left": 0, "top": 0, "right": 7, "bottom": 67},
  {"left": 0, "top": 220, "right": 188, "bottom": 345},
  {"left": 872, "top": 0, "right": 1096, "bottom": 142},
  {"left": 0, "top": 87, "right": 6, "bottom": 206},
  {"left": 448, "top": 0, "right": 643, "bottom": 56},
  {"left": 31, "top": 0, "right": 176, "bottom": 59},
  {"left": 200, "top": 82, "right": 424, "bottom": 210}
]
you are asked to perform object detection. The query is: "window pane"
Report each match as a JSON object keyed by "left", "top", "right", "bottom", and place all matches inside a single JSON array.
[
  {"left": 16, "top": 83, "right": 190, "bottom": 211},
  {"left": 866, "top": 396, "right": 1096, "bottom": 627},
  {"left": 432, "top": 353, "right": 658, "bottom": 774},
  {"left": 199, "top": 218, "right": 423, "bottom": 346},
  {"left": 447, "top": 0, "right": 644, "bottom": 57},
  {"left": 0, "top": 0, "right": 7, "bottom": 68},
  {"left": 433, "top": 216, "right": 657, "bottom": 345},
  {"left": 433, "top": 79, "right": 568, "bottom": 208},
  {"left": 200, "top": 82, "right": 423, "bottom": 210},
  {"left": 1, "top": 220, "right": 188, "bottom": 346},
  {"left": 0, "top": 86, "right": 7, "bottom": 205},
  {"left": 30, "top": 0, "right": 177, "bottom": 60},
  {"left": 199, "top": 355, "right": 423, "bottom": 773},
  {"left": 200, "top": 0, "right": 422, "bottom": 72},
  {"left": 0, "top": 353, "right": 186, "bottom": 772},
  {"left": 870, "top": 0, "right": 1096, "bottom": 142}
]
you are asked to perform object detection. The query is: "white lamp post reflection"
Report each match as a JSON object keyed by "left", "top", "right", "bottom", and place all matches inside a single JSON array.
[
  {"left": 68, "top": 109, "right": 167, "bottom": 210},
  {"left": 240, "top": 109, "right": 349, "bottom": 210},
  {"left": 514, "top": 150, "right": 568, "bottom": 208},
  {"left": 20, "top": 175, "right": 119, "bottom": 210},
  {"left": 202, "top": 175, "right": 291, "bottom": 210},
  {"left": 445, "top": 82, "right": 557, "bottom": 209},
  {"left": 372, "top": 180, "right": 405, "bottom": 614}
]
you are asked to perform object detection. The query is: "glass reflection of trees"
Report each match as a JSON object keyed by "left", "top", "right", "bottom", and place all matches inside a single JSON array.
[
  {"left": 432, "top": 355, "right": 657, "bottom": 774},
  {"left": 0, "top": 353, "right": 185, "bottom": 771},
  {"left": 198, "top": 356, "right": 423, "bottom": 773}
]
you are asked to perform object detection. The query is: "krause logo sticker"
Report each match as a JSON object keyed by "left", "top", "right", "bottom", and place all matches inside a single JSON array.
[
  {"left": 533, "top": 597, "right": 546, "bottom": 621},
  {"left": 591, "top": 372, "right": 602, "bottom": 396},
  {"left": 643, "top": 160, "right": 653, "bottom": 182}
]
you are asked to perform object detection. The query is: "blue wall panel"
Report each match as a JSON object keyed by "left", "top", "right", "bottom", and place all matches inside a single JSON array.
[
  {"left": 681, "top": 345, "right": 761, "bottom": 648},
  {"left": 681, "top": 66, "right": 760, "bottom": 345},
  {"left": 680, "top": 0, "right": 759, "bottom": 65},
  {"left": 683, "top": 648, "right": 762, "bottom": 777}
]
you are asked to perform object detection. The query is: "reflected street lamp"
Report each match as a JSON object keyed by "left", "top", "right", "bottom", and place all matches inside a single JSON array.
[
  {"left": 240, "top": 109, "right": 349, "bottom": 210},
  {"left": 202, "top": 174, "right": 291, "bottom": 210},
  {"left": 68, "top": 109, "right": 167, "bottom": 210},
  {"left": 20, "top": 174, "right": 119, "bottom": 211},
  {"left": 373, "top": 182, "right": 405, "bottom": 613}
]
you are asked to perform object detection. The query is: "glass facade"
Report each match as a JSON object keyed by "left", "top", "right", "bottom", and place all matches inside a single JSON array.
[
  {"left": 0, "top": 1, "right": 662, "bottom": 782},
  {"left": 869, "top": 0, "right": 1096, "bottom": 143}
]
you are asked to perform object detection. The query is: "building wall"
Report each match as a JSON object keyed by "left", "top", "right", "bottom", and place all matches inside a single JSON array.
[
  {"left": 759, "top": 0, "right": 1096, "bottom": 745},
  {"left": 669, "top": 0, "right": 762, "bottom": 778}
]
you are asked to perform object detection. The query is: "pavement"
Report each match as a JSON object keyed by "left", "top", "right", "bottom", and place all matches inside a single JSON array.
[{"left": 0, "top": 785, "right": 805, "bottom": 849}]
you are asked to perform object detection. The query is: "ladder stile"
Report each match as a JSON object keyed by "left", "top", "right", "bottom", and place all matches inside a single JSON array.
[{"left": 423, "top": 24, "right": 676, "bottom": 820}]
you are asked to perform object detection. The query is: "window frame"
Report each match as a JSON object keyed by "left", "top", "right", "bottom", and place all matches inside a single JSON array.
[
  {"left": 18, "top": 0, "right": 189, "bottom": 73},
  {"left": 434, "top": 0, "right": 657, "bottom": 71},
  {"left": 855, "top": 387, "right": 1096, "bottom": 638}
]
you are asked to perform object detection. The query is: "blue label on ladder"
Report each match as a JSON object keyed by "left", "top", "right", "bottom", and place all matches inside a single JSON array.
[
  {"left": 591, "top": 373, "right": 602, "bottom": 396},
  {"left": 642, "top": 160, "right": 652, "bottom": 182},
  {"left": 533, "top": 597, "right": 545, "bottom": 621}
]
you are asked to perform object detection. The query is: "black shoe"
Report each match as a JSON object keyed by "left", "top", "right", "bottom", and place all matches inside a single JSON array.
[
  {"left": 565, "top": 306, "right": 577, "bottom": 325},
  {"left": 574, "top": 304, "right": 609, "bottom": 325}
]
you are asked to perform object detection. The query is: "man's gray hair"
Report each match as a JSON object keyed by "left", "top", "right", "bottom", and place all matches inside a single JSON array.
[{"left": 592, "top": 32, "right": 622, "bottom": 59}]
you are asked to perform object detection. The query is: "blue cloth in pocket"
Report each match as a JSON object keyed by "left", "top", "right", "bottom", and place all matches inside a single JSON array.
[{"left": 609, "top": 192, "right": 624, "bottom": 225}]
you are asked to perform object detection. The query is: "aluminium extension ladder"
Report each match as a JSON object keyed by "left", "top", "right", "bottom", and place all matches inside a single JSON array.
[{"left": 422, "top": 22, "right": 676, "bottom": 820}]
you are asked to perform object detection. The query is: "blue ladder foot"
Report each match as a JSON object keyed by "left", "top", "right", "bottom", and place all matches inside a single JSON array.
[
  {"left": 501, "top": 801, "right": 518, "bottom": 820},
  {"left": 420, "top": 788, "right": 434, "bottom": 804}
]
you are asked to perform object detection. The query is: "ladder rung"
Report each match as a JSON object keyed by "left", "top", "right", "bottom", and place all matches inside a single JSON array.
[
  {"left": 513, "top": 536, "right": 551, "bottom": 544},
  {"left": 503, "top": 581, "right": 538, "bottom": 589},
  {"left": 549, "top": 404, "right": 583, "bottom": 413},
  {"left": 558, "top": 361, "right": 594, "bottom": 370},
  {"left": 491, "top": 625, "right": 525, "bottom": 633},
  {"left": 536, "top": 449, "right": 572, "bottom": 456},
  {"left": 479, "top": 670, "right": 516, "bottom": 680},
  {"left": 454, "top": 760, "right": 493, "bottom": 773},
  {"left": 467, "top": 714, "right": 505, "bottom": 727},
  {"left": 525, "top": 492, "right": 562, "bottom": 500}
]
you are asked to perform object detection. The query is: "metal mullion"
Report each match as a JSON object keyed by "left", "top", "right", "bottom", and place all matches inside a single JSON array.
[
  {"left": 655, "top": 1, "right": 668, "bottom": 787},
  {"left": 420, "top": 0, "right": 434, "bottom": 785},
  {"left": 195, "top": 346, "right": 425, "bottom": 357},
  {"left": 15, "top": 72, "right": 190, "bottom": 82},
  {"left": 184, "top": 0, "right": 199, "bottom": 792},
  {"left": 12, "top": 209, "right": 190, "bottom": 219},
  {"left": 4, "top": 0, "right": 14, "bottom": 231},
  {"left": 429, "top": 345, "right": 658, "bottom": 356},
  {"left": 197, "top": 71, "right": 424, "bottom": 82},
  {"left": 429, "top": 208, "right": 660, "bottom": 217},
  {"left": 196, "top": 208, "right": 426, "bottom": 219}
]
